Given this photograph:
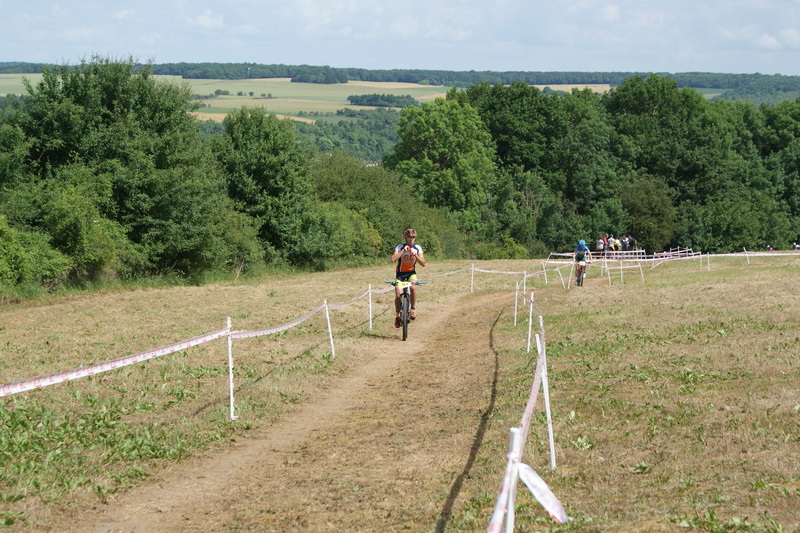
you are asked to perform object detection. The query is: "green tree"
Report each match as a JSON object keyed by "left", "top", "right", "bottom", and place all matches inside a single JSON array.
[
  {"left": 310, "top": 151, "right": 465, "bottom": 258},
  {"left": 5, "top": 57, "right": 262, "bottom": 280},
  {"left": 621, "top": 178, "right": 676, "bottom": 253},
  {"left": 212, "top": 107, "right": 326, "bottom": 264},
  {"left": 695, "top": 188, "right": 792, "bottom": 252},
  {"left": 383, "top": 98, "right": 496, "bottom": 233},
  {"left": 0, "top": 214, "right": 71, "bottom": 288}
]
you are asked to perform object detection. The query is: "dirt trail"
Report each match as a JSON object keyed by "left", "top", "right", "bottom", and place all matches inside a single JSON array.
[{"left": 66, "top": 290, "right": 513, "bottom": 532}]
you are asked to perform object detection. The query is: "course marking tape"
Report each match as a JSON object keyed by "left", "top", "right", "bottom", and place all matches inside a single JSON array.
[{"left": 1, "top": 328, "right": 229, "bottom": 397}]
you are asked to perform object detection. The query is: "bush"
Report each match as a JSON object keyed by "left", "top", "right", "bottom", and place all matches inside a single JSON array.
[{"left": 0, "top": 215, "right": 71, "bottom": 288}]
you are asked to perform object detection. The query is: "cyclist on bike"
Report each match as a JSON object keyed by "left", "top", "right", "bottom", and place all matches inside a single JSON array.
[
  {"left": 573, "top": 239, "right": 593, "bottom": 284},
  {"left": 391, "top": 228, "right": 426, "bottom": 328}
]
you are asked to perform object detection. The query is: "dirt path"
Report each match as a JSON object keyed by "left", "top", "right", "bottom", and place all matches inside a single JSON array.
[{"left": 67, "top": 291, "right": 512, "bottom": 532}]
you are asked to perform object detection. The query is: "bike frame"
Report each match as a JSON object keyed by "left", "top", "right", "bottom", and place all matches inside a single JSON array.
[{"left": 386, "top": 280, "right": 425, "bottom": 341}]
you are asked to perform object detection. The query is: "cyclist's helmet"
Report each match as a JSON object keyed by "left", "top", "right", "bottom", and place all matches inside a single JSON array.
[
  {"left": 579, "top": 239, "right": 586, "bottom": 246},
  {"left": 404, "top": 228, "right": 417, "bottom": 238}
]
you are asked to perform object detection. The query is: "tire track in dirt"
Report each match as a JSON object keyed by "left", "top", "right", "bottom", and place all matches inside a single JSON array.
[{"left": 68, "top": 290, "right": 514, "bottom": 532}]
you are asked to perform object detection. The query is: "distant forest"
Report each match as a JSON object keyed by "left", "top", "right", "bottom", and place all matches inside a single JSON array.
[{"left": 2, "top": 61, "right": 800, "bottom": 105}]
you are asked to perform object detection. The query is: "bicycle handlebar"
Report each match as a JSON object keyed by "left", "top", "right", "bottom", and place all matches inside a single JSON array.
[{"left": 385, "top": 280, "right": 426, "bottom": 286}]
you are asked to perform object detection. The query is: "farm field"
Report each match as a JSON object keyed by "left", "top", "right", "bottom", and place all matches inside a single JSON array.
[
  {"left": 1, "top": 254, "right": 799, "bottom": 531},
  {"left": 1, "top": 74, "right": 726, "bottom": 122},
  {"left": 0, "top": 74, "right": 448, "bottom": 120}
]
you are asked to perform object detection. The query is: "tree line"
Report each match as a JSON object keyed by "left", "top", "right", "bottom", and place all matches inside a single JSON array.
[
  {"left": 2, "top": 58, "right": 800, "bottom": 296},
  {"left": 346, "top": 94, "right": 418, "bottom": 107},
  {"left": 381, "top": 79, "right": 800, "bottom": 259},
  {"left": 0, "top": 58, "right": 463, "bottom": 294}
]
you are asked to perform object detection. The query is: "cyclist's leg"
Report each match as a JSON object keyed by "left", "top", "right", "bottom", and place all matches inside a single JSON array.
[
  {"left": 408, "top": 274, "right": 418, "bottom": 319},
  {"left": 394, "top": 272, "right": 409, "bottom": 310}
]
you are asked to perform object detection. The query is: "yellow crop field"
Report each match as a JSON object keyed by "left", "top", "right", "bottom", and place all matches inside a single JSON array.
[{"left": 1, "top": 74, "right": 610, "bottom": 122}]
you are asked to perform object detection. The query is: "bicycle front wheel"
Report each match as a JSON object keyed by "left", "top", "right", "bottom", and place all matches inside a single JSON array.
[{"left": 401, "top": 292, "right": 410, "bottom": 341}]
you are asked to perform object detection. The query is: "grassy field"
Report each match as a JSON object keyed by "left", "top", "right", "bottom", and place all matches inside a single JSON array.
[
  {"left": 0, "top": 74, "right": 449, "bottom": 120},
  {"left": 3, "top": 72, "right": 725, "bottom": 121},
  {"left": 1, "top": 254, "right": 799, "bottom": 530}
]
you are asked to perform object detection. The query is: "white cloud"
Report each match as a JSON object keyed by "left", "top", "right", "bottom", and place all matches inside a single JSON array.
[
  {"left": 779, "top": 27, "right": 800, "bottom": 47},
  {"left": 113, "top": 9, "right": 134, "bottom": 20},
  {"left": 231, "top": 24, "right": 260, "bottom": 36},
  {"left": 601, "top": 5, "right": 620, "bottom": 22},
  {"left": 139, "top": 32, "right": 163, "bottom": 46},
  {"left": 190, "top": 9, "right": 224, "bottom": 30},
  {"left": 630, "top": 9, "right": 665, "bottom": 28},
  {"left": 389, "top": 16, "right": 419, "bottom": 39},
  {"left": 58, "top": 26, "right": 94, "bottom": 41},
  {"left": 756, "top": 33, "right": 782, "bottom": 49}
]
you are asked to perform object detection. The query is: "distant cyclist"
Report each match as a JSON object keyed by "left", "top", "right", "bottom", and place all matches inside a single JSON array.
[
  {"left": 573, "top": 239, "right": 593, "bottom": 285},
  {"left": 390, "top": 228, "right": 426, "bottom": 328}
]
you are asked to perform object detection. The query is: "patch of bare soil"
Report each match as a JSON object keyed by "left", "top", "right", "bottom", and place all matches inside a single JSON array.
[
  {"left": 191, "top": 112, "right": 316, "bottom": 124},
  {"left": 65, "top": 291, "right": 512, "bottom": 532}
]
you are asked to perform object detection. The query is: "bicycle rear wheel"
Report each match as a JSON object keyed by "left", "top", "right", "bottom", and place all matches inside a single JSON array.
[{"left": 401, "top": 292, "right": 409, "bottom": 341}]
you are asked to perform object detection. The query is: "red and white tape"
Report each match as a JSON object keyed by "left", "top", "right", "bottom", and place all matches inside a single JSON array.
[
  {"left": 231, "top": 305, "right": 326, "bottom": 339},
  {"left": 1, "top": 328, "right": 229, "bottom": 397}
]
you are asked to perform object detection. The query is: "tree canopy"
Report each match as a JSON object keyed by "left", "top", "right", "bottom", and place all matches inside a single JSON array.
[{"left": 3, "top": 59, "right": 800, "bottom": 296}]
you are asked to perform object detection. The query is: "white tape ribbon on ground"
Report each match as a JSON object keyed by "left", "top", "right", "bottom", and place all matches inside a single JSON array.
[
  {"left": 1, "top": 328, "right": 230, "bottom": 397},
  {"left": 517, "top": 463, "right": 571, "bottom": 524}
]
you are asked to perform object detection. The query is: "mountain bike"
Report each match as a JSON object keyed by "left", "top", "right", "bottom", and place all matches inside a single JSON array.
[
  {"left": 386, "top": 280, "right": 425, "bottom": 341},
  {"left": 575, "top": 260, "right": 588, "bottom": 287}
]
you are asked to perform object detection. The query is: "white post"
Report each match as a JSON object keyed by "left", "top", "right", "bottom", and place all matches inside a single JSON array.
[
  {"left": 743, "top": 247, "right": 750, "bottom": 264},
  {"left": 639, "top": 264, "right": 644, "bottom": 284},
  {"left": 324, "top": 300, "right": 336, "bottom": 359},
  {"left": 567, "top": 263, "right": 574, "bottom": 289},
  {"left": 227, "top": 317, "right": 238, "bottom": 421},
  {"left": 368, "top": 284, "right": 373, "bottom": 331},
  {"left": 514, "top": 282, "right": 519, "bottom": 326},
  {"left": 471, "top": 264, "right": 475, "bottom": 293},
  {"left": 526, "top": 292, "right": 534, "bottom": 353},
  {"left": 606, "top": 264, "right": 612, "bottom": 285},
  {"left": 522, "top": 271, "right": 527, "bottom": 296},
  {"left": 537, "top": 332, "right": 557, "bottom": 471},
  {"left": 504, "top": 428, "right": 523, "bottom": 533}
]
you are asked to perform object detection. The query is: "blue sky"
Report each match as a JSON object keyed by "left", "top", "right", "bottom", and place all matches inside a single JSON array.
[{"left": 2, "top": 0, "right": 800, "bottom": 75}]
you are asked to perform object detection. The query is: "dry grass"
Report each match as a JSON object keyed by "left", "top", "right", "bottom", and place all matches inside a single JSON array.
[{"left": 1, "top": 256, "right": 799, "bottom": 531}]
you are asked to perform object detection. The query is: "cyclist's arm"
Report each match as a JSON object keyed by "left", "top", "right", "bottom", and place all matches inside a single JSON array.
[
  {"left": 391, "top": 246, "right": 403, "bottom": 262},
  {"left": 415, "top": 251, "right": 426, "bottom": 267}
]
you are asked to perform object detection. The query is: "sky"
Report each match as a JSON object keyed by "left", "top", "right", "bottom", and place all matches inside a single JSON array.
[{"left": 2, "top": 0, "right": 800, "bottom": 75}]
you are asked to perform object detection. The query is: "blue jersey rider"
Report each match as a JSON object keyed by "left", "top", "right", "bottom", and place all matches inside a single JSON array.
[
  {"left": 573, "top": 239, "right": 593, "bottom": 285},
  {"left": 573, "top": 239, "right": 593, "bottom": 263},
  {"left": 390, "top": 228, "right": 427, "bottom": 328}
]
